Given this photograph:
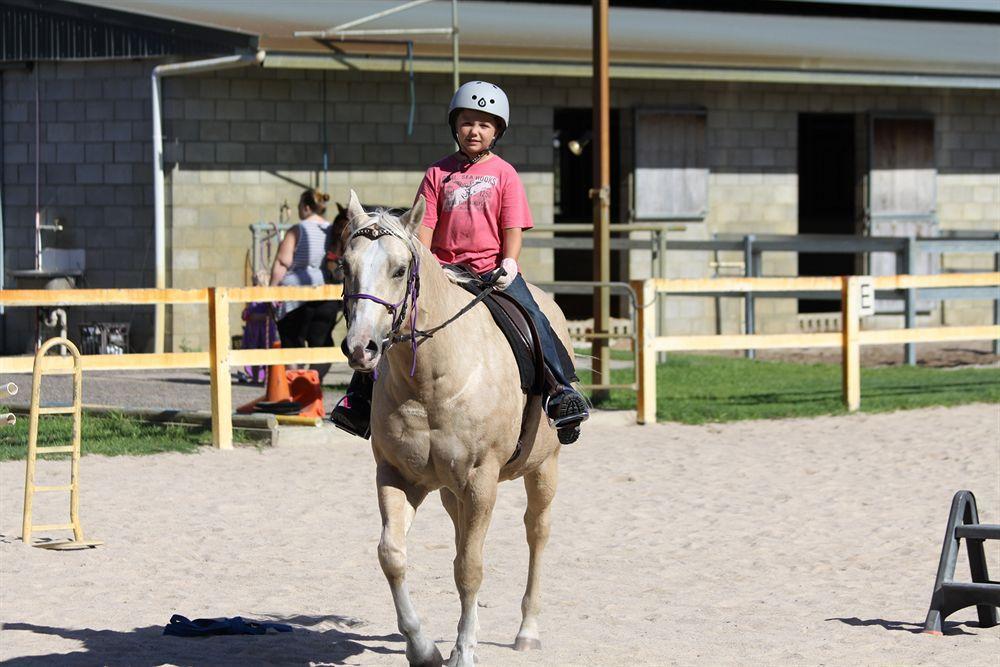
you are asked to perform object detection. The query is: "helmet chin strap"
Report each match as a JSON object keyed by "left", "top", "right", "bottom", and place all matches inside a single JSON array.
[{"left": 458, "top": 147, "right": 490, "bottom": 164}]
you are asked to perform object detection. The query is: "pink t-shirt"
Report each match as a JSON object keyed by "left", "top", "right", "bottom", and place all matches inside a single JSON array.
[{"left": 415, "top": 153, "right": 533, "bottom": 274}]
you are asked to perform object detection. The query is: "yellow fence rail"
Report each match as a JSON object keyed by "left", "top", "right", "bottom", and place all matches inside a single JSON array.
[
  {"left": 631, "top": 273, "right": 1000, "bottom": 425},
  {"left": 1, "top": 285, "right": 346, "bottom": 449},
  {"left": 3, "top": 274, "right": 998, "bottom": 438}
]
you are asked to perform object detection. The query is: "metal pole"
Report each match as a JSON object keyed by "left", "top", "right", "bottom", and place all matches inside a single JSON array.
[
  {"left": 591, "top": 0, "right": 611, "bottom": 402},
  {"left": 452, "top": 0, "right": 460, "bottom": 92},
  {"left": 743, "top": 234, "right": 755, "bottom": 359},
  {"left": 656, "top": 229, "right": 668, "bottom": 364},
  {"left": 34, "top": 63, "right": 41, "bottom": 272},
  {"left": 295, "top": 0, "right": 437, "bottom": 37},
  {"left": 904, "top": 236, "right": 916, "bottom": 365}
]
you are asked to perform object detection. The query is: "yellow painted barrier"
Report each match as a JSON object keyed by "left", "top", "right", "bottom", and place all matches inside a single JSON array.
[
  {"left": 2, "top": 275, "right": 997, "bottom": 431},
  {"left": 634, "top": 272, "right": 1000, "bottom": 424},
  {"left": 1, "top": 285, "right": 347, "bottom": 448}
]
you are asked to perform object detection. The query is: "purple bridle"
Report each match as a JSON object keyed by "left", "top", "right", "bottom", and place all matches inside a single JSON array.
[{"left": 342, "top": 220, "right": 422, "bottom": 377}]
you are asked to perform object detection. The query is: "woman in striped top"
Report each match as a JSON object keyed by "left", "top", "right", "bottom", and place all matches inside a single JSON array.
[{"left": 269, "top": 188, "right": 341, "bottom": 381}]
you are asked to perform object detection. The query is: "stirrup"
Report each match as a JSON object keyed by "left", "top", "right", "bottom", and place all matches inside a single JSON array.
[
  {"left": 329, "top": 395, "right": 371, "bottom": 439},
  {"left": 544, "top": 390, "right": 590, "bottom": 429}
]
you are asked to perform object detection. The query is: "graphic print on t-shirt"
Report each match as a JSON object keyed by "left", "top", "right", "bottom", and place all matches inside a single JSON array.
[{"left": 442, "top": 174, "right": 498, "bottom": 213}]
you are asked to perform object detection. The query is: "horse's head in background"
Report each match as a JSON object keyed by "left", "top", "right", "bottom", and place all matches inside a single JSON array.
[{"left": 340, "top": 190, "right": 426, "bottom": 372}]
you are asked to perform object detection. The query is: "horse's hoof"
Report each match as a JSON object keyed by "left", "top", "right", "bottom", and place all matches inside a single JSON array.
[
  {"left": 410, "top": 644, "right": 444, "bottom": 667},
  {"left": 514, "top": 636, "right": 542, "bottom": 651}
]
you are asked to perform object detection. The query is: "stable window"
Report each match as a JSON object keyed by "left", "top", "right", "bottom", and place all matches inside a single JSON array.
[{"left": 633, "top": 109, "right": 708, "bottom": 221}]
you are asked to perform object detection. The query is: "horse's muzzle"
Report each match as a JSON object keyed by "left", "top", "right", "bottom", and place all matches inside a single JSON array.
[{"left": 347, "top": 338, "right": 381, "bottom": 372}]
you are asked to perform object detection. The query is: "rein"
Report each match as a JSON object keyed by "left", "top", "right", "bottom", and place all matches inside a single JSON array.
[{"left": 343, "top": 215, "right": 500, "bottom": 378}]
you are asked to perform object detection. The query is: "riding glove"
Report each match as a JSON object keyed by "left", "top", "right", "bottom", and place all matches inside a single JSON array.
[{"left": 494, "top": 258, "right": 519, "bottom": 291}]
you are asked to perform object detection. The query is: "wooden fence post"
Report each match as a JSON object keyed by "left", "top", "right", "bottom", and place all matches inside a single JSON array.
[
  {"left": 633, "top": 279, "right": 657, "bottom": 424},
  {"left": 208, "top": 287, "right": 233, "bottom": 450},
  {"left": 842, "top": 276, "right": 861, "bottom": 412}
]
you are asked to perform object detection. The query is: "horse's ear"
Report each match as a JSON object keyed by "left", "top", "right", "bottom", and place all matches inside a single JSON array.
[
  {"left": 399, "top": 196, "right": 426, "bottom": 236},
  {"left": 336, "top": 202, "right": 346, "bottom": 214},
  {"left": 346, "top": 190, "right": 366, "bottom": 231}
]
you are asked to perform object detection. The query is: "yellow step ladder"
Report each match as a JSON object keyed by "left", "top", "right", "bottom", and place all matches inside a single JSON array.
[{"left": 22, "top": 337, "right": 102, "bottom": 550}]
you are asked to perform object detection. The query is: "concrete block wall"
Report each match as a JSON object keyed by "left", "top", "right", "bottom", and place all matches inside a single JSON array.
[
  {"left": 1, "top": 60, "right": 156, "bottom": 355},
  {"left": 616, "top": 81, "right": 999, "bottom": 335},
  {"left": 163, "top": 68, "right": 555, "bottom": 351},
  {"left": 3, "top": 60, "right": 995, "bottom": 353}
]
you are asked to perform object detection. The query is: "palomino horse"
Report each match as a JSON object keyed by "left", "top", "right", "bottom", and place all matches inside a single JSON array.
[{"left": 340, "top": 190, "right": 568, "bottom": 666}]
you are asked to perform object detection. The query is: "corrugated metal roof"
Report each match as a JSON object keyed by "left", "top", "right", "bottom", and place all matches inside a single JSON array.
[{"left": 1, "top": 0, "right": 258, "bottom": 62}]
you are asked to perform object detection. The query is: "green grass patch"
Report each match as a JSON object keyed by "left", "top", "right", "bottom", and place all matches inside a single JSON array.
[
  {"left": 577, "top": 354, "right": 1000, "bottom": 424},
  {"left": 0, "top": 411, "right": 211, "bottom": 461}
]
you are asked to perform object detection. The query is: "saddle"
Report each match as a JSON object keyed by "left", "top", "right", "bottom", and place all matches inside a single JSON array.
[{"left": 450, "top": 266, "right": 575, "bottom": 396}]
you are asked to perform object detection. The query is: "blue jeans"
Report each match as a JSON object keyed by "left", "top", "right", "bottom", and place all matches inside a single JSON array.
[{"left": 493, "top": 273, "right": 575, "bottom": 388}]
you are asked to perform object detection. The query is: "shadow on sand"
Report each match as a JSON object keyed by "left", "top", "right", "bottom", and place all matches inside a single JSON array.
[
  {"left": 825, "top": 616, "right": 978, "bottom": 636},
  {"left": 2, "top": 614, "right": 405, "bottom": 666}
]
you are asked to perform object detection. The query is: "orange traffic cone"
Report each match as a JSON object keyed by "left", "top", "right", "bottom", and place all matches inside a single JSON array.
[
  {"left": 236, "top": 342, "right": 292, "bottom": 414},
  {"left": 287, "top": 369, "right": 325, "bottom": 418}
]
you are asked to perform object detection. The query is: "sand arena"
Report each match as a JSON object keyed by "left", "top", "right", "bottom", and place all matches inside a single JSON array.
[{"left": 1, "top": 404, "right": 997, "bottom": 665}]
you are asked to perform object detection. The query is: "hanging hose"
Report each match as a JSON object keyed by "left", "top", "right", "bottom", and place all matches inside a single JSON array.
[{"left": 406, "top": 41, "right": 415, "bottom": 137}]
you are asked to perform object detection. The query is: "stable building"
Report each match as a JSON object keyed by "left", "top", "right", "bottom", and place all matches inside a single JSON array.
[{"left": 1, "top": 0, "right": 997, "bottom": 354}]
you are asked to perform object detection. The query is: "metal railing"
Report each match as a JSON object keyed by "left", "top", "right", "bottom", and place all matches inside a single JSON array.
[{"left": 525, "top": 227, "right": 1000, "bottom": 361}]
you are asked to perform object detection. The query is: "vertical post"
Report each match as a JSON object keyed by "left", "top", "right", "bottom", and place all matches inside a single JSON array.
[
  {"left": 208, "top": 287, "right": 234, "bottom": 450},
  {"left": 634, "top": 279, "right": 657, "bottom": 424},
  {"left": 994, "top": 234, "right": 999, "bottom": 355},
  {"left": 69, "top": 347, "right": 83, "bottom": 541},
  {"left": 656, "top": 228, "right": 669, "bottom": 364},
  {"left": 903, "top": 236, "right": 916, "bottom": 365},
  {"left": 842, "top": 276, "right": 861, "bottom": 412},
  {"left": 743, "top": 234, "right": 756, "bottom": 359},
  {"left": 22, "top": 370, "right": 40, "bottom": 544},
  {"left": 151, "top": 69, "right": 166, "bottom": 355},
  {"left": 590, "top": 0, "right": 611, "bottom": 403}
]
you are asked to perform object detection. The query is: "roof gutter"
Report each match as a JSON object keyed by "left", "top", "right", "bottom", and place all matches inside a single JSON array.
[
  {"left": 261, "top": 52, "right": 1000, "bottom": 90},
  {"left": 151, "top": 50, "right": 265, "bottom": 354}
]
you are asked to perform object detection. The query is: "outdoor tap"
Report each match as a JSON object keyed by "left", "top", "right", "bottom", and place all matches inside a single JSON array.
[{"left": 39, "top": 216, "right": 65, "bottom": 232}]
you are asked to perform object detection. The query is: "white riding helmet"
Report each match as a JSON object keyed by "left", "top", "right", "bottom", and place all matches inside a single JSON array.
[{"left": 448, "top": 81, "right": 510, "bottom": 143}]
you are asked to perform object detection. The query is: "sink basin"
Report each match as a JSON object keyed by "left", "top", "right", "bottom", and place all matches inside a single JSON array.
[{"left": 7, "top": 269, "right": 82, "bottom": 290}]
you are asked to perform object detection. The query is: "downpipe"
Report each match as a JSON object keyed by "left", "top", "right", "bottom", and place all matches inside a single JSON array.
[{"left": 151, "top": 50, "right": 265, "bottom": 353}]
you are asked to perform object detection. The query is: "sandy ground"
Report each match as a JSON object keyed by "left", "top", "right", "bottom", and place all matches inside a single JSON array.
[{"left": 1, "top": 404, "right": 998, "bottom": 666}]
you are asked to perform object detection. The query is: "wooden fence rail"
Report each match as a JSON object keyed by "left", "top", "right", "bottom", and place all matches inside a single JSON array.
[
  {"left": 1, "top": 285, "right": 346, "bottom": 449},
  {"left": 3, "top": 274, "right": 998, "bottom": 439},
  {"left": 632, "top": 272, "right": 1000, "bottom": 424}
]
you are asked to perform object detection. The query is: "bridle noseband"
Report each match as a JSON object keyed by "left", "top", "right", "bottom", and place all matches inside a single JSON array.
[
  {"left": 342, "top": 213, "right": 502, "bottom": 378},
  {"left": 342, "top": 217, "right": 423, "bottom": 376}
]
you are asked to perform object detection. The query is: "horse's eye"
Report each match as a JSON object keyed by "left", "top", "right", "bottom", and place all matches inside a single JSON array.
[{"left": 393, "top": 267, "right": 406, "bottom": 279}]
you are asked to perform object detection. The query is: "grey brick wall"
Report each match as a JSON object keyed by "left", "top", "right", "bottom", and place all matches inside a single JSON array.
[
  {"left": 1, "top": 60, "right": 156, "bottom": 355},
  {"left": 3, "top": 61, "right": 997, "bottom": 354}
]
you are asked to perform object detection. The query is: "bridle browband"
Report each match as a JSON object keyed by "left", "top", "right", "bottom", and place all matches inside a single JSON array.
[{"left": 342, "top": 213, "right": 500, "bottom": 378}]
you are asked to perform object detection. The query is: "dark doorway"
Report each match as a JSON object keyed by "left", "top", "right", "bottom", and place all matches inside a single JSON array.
[
  {"left": 798, "top": 113, "right": 858, "bottom": 313},
  {"left": 553, "top": 108, "right": 622, "bottom": 320}
]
